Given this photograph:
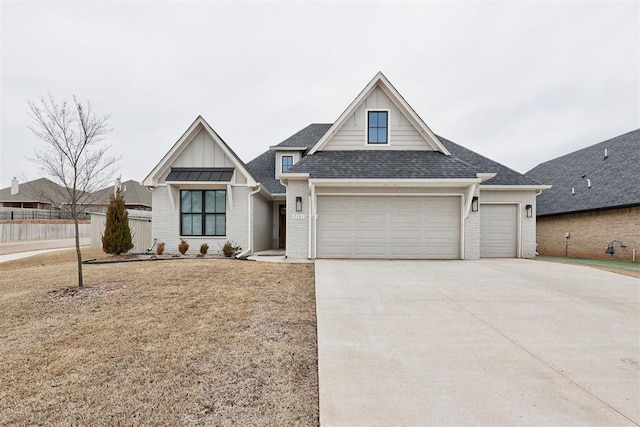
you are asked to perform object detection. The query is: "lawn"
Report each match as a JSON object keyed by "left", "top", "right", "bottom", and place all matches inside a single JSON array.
[
  {"left": 0, "top": 249, "right": 318, "bottom": 426},
  {"left": 537, "top": 255, "right": 640, "bottom": 278}
]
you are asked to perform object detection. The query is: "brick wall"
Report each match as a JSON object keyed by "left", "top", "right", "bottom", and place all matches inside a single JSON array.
[{"left": 537, "top": 206, "right": 640, "bottom": 260}]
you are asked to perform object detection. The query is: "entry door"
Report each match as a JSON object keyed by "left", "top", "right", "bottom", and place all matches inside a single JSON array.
[{"left": 278, "top": 205, "right": 286, "bottom": 249}]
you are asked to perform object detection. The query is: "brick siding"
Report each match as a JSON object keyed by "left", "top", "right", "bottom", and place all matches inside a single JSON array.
[{"left": 537, "top": 206, "right": 640, "bottom": 260}]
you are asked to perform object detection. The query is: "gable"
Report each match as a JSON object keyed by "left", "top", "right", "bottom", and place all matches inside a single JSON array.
[
  {"left": 143, "top": 116, "right": 254, "bottom": 187},
  {"left": 309, "top": 72, "right": 450, "bottom": 155},
  {"left": 173, "top": 128, "right": 236, "bottom": 169},
  {"left": 324, "top": 86, "right": 434, "bottom": 151}
]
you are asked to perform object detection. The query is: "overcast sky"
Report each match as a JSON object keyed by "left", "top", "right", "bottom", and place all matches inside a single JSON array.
[{"left": 1, "top": 1, "right": 638, "bottom": 188}]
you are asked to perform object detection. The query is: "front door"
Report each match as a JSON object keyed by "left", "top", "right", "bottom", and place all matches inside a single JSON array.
[{"left": 278, "top": 204, "right": 286, "bottom": 249}]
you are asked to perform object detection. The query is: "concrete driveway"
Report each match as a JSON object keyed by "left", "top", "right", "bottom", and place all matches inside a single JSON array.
[{"left": 315, "top": 259, "right": 640, "bottom": 426}]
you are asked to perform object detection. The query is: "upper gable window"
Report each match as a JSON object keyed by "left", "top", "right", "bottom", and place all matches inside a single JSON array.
[
  {"left": 367, "top": 111, "right": 389, "bottom": 144},
  {"left": 282, "top": 155, "right": 293, "bottom": 173}
]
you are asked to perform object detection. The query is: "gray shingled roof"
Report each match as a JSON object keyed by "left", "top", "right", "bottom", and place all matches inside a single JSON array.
[
  {"left": 287, "top": 150, "right": 481, "bottom": 179},
  {"left": 93, "top": 180, "right": 152, "bottom": 207},
  {"left": 438, "top": 136, "right": 543, "bottom": 186},
  {"left": 285, "top": 133, "right": 540, "bottom": 183},
  {"left": 0, "top": 178, "right": 69, "bottom": 204},
  {"left": 525, "top": 129, "right": 640, "bottom": 216},
  {"left": 246, "top": 124, "right": 331, "bottom": 194},
  {"left": 275, "top": 123, "right": 333, "bottom": 148},
  {"left": 247, "top": 123, "right": 541, "bottom": 193}
]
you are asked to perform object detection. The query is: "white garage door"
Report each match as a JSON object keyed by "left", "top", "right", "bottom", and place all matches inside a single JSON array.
[
  {"left": 316, "top": 196, "right": 461, "bottom": 259},
  {"left": 480, "top": 204, "right": 518, "bottom": 258}
]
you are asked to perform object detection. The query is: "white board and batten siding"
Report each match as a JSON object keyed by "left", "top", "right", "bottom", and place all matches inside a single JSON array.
[
  {"left": 169, "top": 128, "right": 246, "bottom": 184},
  {"left": 323, "top": 87, "right": 434, "bottom": 151},
  {"left": 480, "top": 204, "right": 518, "bottom": 258},
  {"left": 316, "top": 195, "right": 461, "bottom": 259}
]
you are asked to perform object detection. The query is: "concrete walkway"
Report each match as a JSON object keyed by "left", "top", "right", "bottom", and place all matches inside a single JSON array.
[
  {"left": 315, "top": 259, "right": 640, "bottom": 426},
  {"left": 0, "top": 238, "right": 90, "bottom": 263}
]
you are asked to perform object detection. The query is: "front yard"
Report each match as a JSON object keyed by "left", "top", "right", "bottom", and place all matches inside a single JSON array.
[{"left": 0, "top": 249, "right": 318, "bottom": 426}]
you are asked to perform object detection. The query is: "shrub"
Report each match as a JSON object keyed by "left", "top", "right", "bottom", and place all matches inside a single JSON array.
[
  {"left": 178, "top": 239, "right": 189, "bottom": 255},
  {"left": 102, "top": 192, "right": 133, "bottom": 255},
  {"left": 156, "top": 242, "right": 165, "bottom": 255},
  {"left": 200, "top": 243, "right": 209, "bottom": 255},
  {"left": 221, "top": 241, "right": 241, "bottom": 258}
]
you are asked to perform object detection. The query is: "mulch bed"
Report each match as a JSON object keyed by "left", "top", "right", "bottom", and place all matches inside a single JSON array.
[{"left": 83, "top": 253, "right": 231, "bottom": 264}]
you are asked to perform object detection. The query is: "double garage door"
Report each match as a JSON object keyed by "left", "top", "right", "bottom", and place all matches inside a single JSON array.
[{"left": 316, "top": 195, "right": 461, "bottom": 259}]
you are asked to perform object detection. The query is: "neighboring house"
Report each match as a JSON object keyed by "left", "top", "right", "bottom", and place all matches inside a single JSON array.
[
  {"left": 0, "top": 177, "right": 65, "bottom": 210},
  {"left": 92, "top": 179, "right": 153, "bottom": 212},
  {"left": 526, "top": 129, "right": 640, "bottom": 260},
  {"left": 143, "top": 72, "right": 548, "bottom": 259}
]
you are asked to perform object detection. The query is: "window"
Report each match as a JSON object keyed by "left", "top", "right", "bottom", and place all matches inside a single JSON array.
[
  {"left": 180, "top": 190, "right": 226, "bottom": 236},
  {"left": 282, "top": 155, "right": 293, "bottom": 173},
  {"left": 367, "top": 111, "right": 388, "bottom": 144}
]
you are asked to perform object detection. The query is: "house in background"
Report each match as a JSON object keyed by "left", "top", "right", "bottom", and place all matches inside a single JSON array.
[
  {"left": 92, "top": 179, "right": 152, "bottom": 211},
  {"left": 526, "top": 129, "right": 640, "bottom": 260},
  {"left": 143, "top": 72, "right": 548, "bottom": 259},
  {"left": 0, "top": 177, "right": 66, "bottom": 210},
  {"left": 1, "top": 177, "right": 152, "bottom": 221}
]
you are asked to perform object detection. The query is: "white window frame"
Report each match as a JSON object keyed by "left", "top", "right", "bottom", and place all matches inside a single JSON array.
[{"left": 365, "top": 108, "right": 391, "bottom": 146}]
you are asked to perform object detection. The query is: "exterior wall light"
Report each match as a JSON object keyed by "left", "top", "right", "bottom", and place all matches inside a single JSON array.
[
  {"left": 526, "top": 204, "right": 533, "bottom": 218},
  {"left": 471, "top": 196, "right": 479, "bottom": 212},
  {"left": 295, "top": 196, "right": 302, "bottom": 212}
]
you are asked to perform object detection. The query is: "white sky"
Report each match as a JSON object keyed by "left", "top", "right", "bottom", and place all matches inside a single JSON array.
[{"left": 1, "top": 0, "right": 639, "bottom": 188}]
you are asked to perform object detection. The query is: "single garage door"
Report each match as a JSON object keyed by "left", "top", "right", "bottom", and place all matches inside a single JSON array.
[
  {"left": 480, "top": 204, "right": 518, "bottom": 257},
  {"left": 316, "top": 195, "right": 461, "bottom": 259}
]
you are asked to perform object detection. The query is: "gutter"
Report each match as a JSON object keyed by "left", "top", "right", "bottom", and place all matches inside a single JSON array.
[{"left": 236, "top": 184, "right": 262, "bottom": 259}]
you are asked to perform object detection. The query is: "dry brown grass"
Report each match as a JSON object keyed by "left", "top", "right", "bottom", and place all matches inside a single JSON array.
[{"left": 0, "top": 249, "right": 318, "bottom": 426}]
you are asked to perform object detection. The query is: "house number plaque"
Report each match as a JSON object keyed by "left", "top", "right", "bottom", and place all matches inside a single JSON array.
[{"left": 292, "top": 214, "right": 306, "bottom": 220}]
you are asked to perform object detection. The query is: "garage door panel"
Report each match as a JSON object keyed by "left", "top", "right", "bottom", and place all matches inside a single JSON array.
[
  {"left": 480, "top": 204, "right": 517, "bottom": 258},
  {"left": 317, "top": 195, "right": 460, "bottom": 259},
  {"left": 355, "top": 229, "right": 386, "bottom": 240}
]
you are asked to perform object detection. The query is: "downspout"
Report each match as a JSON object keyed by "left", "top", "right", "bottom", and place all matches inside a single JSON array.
[
  {"left": 236, "top": 184, "right": 262, "bottom": 259},
  {"left": 282, "top": 181, "right": 288, "bottom": 259}
]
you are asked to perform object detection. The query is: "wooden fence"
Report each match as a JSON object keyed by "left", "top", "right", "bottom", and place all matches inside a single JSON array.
[
  {"left": 0, "top": 222, "right": 90, "bottom": 242},
  {"left": 90, "top": 210, "right": 153, "bottom": 253}
]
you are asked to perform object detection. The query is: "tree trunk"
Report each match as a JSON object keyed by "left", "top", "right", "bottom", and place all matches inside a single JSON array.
[{"left": 74, "top": 216, "right": 83, "bottom": 287}]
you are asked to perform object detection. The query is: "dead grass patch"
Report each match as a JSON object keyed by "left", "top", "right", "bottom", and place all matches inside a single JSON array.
[{"left": 0, "top": 249, "right": 318, "bottom": 426}]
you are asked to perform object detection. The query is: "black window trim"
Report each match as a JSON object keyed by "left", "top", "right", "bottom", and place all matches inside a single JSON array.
[
  {"left": 367, "top": 110, "right": 389, "bottom": 145},
  {"left": 281, "top": 155, "right": 294, "bottom": 173},
  {"left": 180, "top": 189, "right": 226, "bottom": 237}
]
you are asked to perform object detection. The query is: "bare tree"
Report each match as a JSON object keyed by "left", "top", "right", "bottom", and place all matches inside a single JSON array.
[{"left": 28, "top": 95, "right": 119, "bottom": 287}]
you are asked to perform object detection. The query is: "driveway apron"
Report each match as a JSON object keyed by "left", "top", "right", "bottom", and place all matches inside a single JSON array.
[{"left": 315, "top": 259, "right": 640, "bottom": 426}]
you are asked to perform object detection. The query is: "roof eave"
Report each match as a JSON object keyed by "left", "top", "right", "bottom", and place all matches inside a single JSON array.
[
  {"left": 480, "top": 185, "right": 553, "bottom": 191},
  {"left": 308, "top": 178, "right": 482, "bottom": 187}
]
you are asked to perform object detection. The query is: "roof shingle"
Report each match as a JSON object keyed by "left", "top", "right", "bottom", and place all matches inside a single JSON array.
[
  {"left": 525, "top": 129, "right": 640, "bottom": 216},
  {"left": 246, "top": 124, "right": 331, "bottom": 194}
]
